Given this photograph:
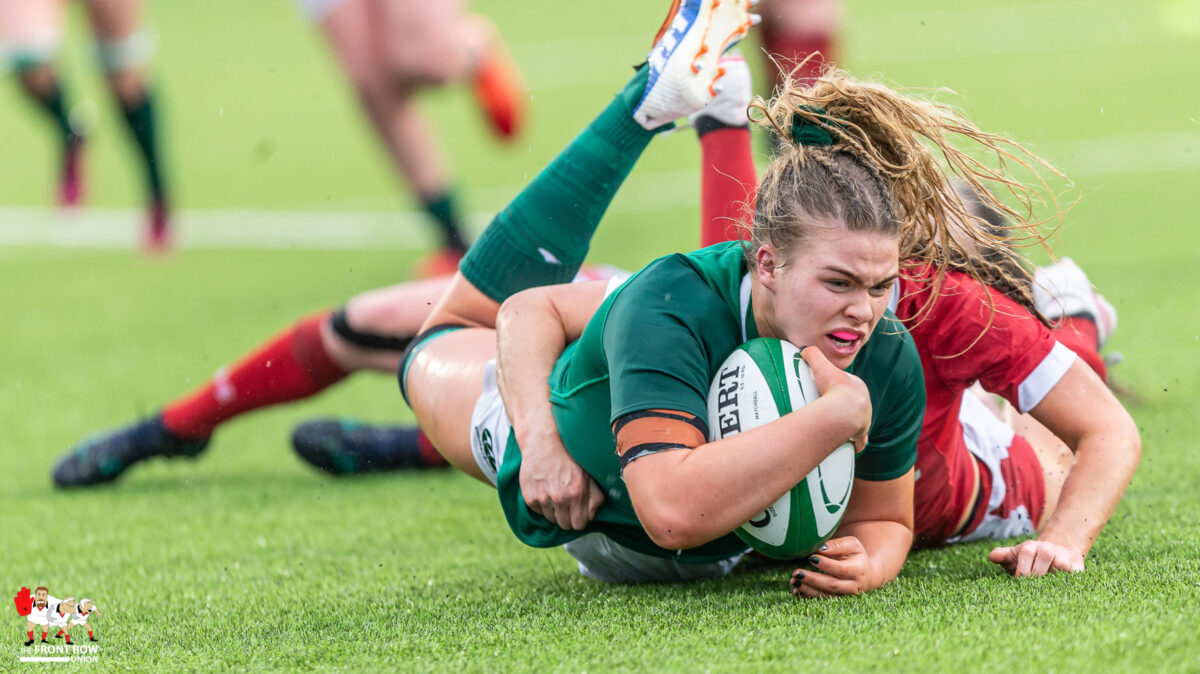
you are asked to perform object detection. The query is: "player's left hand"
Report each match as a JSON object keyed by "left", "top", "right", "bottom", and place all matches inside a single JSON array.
[
  {"left": 519, "top": 427, "right": 605, "bottom": 531},
  {"left": 988, "top": 539, "right": 1085, "bottom": 577},
  {"left": 790, "top": 536, "right": 871, "bottom": 598}
]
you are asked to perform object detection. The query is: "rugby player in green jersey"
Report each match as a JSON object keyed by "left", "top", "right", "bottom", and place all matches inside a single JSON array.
[{"left": 396, "top": 0, "right": 1040, "bottom": 593}]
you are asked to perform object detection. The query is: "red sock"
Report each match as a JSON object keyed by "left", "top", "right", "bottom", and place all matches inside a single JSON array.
[
  {"left": 56, "top": 630, "right": 63, "bottom": 637},
  {"left": 41, "top": 632, "right": 47, "bottom": 640},
  {"left": 1052, "top": 317, "right": 1107, "bottom": 381},
  {"left": 416, "top": 429, "right": 448, "bottom": 468},
  {"left": 64, "top": 634, "right": 71, "bottom": 644},
  {"left": 161, "top": 312, "right": 349, "bottom": 438},
  {"left": 27, "top": 630, "right": 33, "bottom": 640},
  {"left": 699, "top": 127, "right": 758, "bottom": 247},
  {"left": 87, "top": 630, "right": 93, "bottom": 638},
  {"left": 761, "top": 25, "right": 835, "bottom": 89}
]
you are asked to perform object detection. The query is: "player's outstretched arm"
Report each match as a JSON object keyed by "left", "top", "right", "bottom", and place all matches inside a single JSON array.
[
  {"left": 495, "top": 281, "right": 611, "bottom": 531},
  {"left": 791, "top": 470, "right": 914, "bottom": 598},
  {"left": 991, "top": 360, "right": 1140, "bottom": 577}
]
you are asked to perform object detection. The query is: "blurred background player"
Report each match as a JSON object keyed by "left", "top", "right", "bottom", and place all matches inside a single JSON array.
[
  {"left": 754, "top": 0, "right": 840, "bottom": 160},
  {"left": 757, "top": 0, "right": 840, "bottom": 88},
  {"left": 0, "top": 0, "right": 171, "bottom": 251},
  {"left": 296, "top": 0, "right": 525, "bottom": 277}
]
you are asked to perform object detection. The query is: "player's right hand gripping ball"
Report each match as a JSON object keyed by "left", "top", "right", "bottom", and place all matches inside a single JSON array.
[{"left": 14, "top": 587, "right": 32, "bottom": 617}]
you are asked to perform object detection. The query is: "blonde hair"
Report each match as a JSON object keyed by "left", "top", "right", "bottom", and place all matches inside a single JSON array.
[{"left": 746, "top": 59, "right": 1063, "bottom": 329}]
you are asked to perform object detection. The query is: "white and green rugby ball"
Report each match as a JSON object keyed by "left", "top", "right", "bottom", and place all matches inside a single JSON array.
[{"left": 706, "top": 338, "right": 856, "bottom": 560}]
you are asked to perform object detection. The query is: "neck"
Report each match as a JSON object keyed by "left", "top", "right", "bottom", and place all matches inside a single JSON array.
[{"left": 749, "top": 275, "right": 778, "bottom": 339}]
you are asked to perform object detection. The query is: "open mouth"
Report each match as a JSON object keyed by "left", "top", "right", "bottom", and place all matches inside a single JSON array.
[{"left": 826, "top": 329, "right": 863, "bottom": 355}]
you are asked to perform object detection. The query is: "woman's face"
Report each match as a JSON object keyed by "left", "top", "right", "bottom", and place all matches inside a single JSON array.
[{"left": 754, "top": 222, "right": 899, "bottom": 370}]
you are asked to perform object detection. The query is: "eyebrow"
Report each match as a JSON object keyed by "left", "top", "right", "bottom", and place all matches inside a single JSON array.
[{"left": 822, "top": 266, "right": 899, "bottom": 286}]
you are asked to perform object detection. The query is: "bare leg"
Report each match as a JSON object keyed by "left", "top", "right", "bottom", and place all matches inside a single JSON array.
[
  {"left": 380, "top": 0, "right": 486, "bottom": 87},
  {"left": 319, "top": 0, "right": 453, "bottom": 201},
  {"left": 404, "top": 328, "right": 496, "bottom": 483},
  {"left": 85, "top": 0, "right": 171, "bottom": 250},
  {"left": 82, "top": 0, "right": 146, "bottom": 103},
  {"left": 322, "top": 275, "right": 454, "bottom": 373}
]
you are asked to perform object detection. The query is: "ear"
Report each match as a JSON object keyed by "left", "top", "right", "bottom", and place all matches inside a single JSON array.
[{"left": 754, "top": 245, "right": 780, "bottom": 292}]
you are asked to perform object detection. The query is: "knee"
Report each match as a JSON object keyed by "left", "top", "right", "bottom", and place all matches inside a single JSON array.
[{"left": 384, "top": 37, "right": 454, "bottom": 88}]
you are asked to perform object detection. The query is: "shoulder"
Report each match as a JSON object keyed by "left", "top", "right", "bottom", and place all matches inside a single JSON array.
[{"left": 606, "top": 252, "right": 736, "bottom": 329}]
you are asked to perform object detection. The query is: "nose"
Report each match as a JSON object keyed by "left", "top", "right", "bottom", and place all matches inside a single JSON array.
[{"left": 843, "top": 290, "right": 872, "bottom": 324}]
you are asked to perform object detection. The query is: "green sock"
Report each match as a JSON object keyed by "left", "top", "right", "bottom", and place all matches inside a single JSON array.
[
  {"left": 422, "top": 191, "right": 468, "bottom": 252},
  {"left": 118, "top": 90, "right": 166, "bottom": 201},
  {"left": 460, "top": 65, "right": 664, "bottom": 303},
  {"left": 18, "top": 73, "right": 74, "bottom": 144}
]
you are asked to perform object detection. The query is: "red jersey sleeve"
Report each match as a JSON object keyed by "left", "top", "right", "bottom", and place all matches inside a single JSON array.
[{"left": 896, "top": 267, "right": 1075, "bottom": 413}]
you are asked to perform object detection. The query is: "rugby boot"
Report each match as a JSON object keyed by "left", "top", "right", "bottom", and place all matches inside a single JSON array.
[
  {"left": 1033, "top": 257, "right": 1117, "bottom": 348},
  {"left": 52, "top": 415, "right": 208, "bottom": 488},
  {"left": 291, "top": 419, "right": 447, "bottom": 476},
  {"left": 633, "top": 0, "right": 759, "bottom": 130},
  {"left": 142, "top": 198, "right": 172, "bottom": 255},
  {"left": 58, "top": 135, "right": 84, "bottom": 208},
  {"left": 687, "top": 51, "right": 753, "bottom": 129},
  {"left": 415, "top": 246, "right": 466, "bottom": 279},
  {"left": 471, "top": 17, "right": 525, "bottom": 140}
]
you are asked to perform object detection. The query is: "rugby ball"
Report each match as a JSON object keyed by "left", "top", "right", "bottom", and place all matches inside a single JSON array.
[{"left": 706, "top": 338, "right": 856, "bottom": 559}]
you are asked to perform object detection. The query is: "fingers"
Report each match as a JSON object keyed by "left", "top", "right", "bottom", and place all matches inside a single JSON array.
[
  {"left": 988, "top": 546, "right": 1017, "bottom": 573},
  {"left": 789, "top": 568, "right": 859, "bottom": 598},
  {"left": 586, "top": 480, "right": 606, "bottom": 519},
  {"left": 527, "top": 476, "right": 605, "bottom": 531},
  {"left": 817, "top": 536, "right": 864, "bottom": 559},
  {"left": 989, "top": 542, "right": 1085, "bottom": 577},
  {"left": 799, "top": 346, "right": 834, "bottom": 389}
]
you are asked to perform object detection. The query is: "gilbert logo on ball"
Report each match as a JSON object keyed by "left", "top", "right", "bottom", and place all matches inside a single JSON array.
[{"left": 706, "top": 338, "right": 855, "bottom": 559}]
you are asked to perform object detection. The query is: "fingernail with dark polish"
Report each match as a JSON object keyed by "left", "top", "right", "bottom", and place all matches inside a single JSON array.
[
  {"left": 819, "top": 544, "right": 828, "bottom": 552},
  {"left": 793, "top": 570, "right": 805, "bottom": 581},
  {"left": 809, "top": 556, "right": 820, "bottom": 565}
]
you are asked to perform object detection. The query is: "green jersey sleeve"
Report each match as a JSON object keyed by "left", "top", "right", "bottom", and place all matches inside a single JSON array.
[{"left": 853, "top": 314, "right": 925, "bottom": 481}]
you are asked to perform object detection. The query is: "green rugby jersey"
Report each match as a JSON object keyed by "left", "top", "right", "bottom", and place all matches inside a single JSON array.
[{"left": 496, "top": 241, "right": 925, "bottom": 562}]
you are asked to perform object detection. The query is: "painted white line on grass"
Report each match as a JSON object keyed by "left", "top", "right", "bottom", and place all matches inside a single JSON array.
[{"left": 0, "top": 130, "right": 1194, "bottom": 250}]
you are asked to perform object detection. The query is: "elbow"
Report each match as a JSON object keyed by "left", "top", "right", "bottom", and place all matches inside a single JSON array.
[
  {"left": 639, "top": 505, "right": 715, "bottom": 552},
  {"left": 496, "top": 290, "right": 537, "bottom": 328}
]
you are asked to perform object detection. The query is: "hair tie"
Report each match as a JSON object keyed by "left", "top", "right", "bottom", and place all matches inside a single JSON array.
[{"left": 790, "top": 106, "right": 841, "bottom": 147}]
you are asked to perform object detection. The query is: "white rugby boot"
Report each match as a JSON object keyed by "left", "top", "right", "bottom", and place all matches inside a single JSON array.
[
  {"left": 633, "top": 0, "right": 759, "bottom": 130},
  {"left": 688, "top": 51, "right": 753, "bottom": 128},
  {"left": 1033, "top": 257, "right": 1118, "bottom": 348}
]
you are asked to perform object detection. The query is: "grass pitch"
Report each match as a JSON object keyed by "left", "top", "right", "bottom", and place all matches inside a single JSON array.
[{"left": 2, "top": 0, "right": 1199, "bottom": 671}]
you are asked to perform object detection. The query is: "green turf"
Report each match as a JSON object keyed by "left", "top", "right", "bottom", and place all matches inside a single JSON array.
[{"left": 2, "top": 0, "right": 1199, "bottom": 671}]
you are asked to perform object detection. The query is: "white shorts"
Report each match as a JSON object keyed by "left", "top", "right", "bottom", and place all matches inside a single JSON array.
[
  {"left": 950, "top": 392, "right": 1038, "bottom": 543},
  {"left": 48, "top": 615, "right": 69, "bottom": 629},
  {"left": 70, "top": 617, "right": 88, "bottom": 626},
  {"left": 469, "top": 360, "right": 510, "bottom": 487},
  {"left": 469, "top": 361, "right": 743, "bottom": 583},
  {"left": 564, "top": 533, "right": 744, "bottom": 584},
  {"left": 27, "top": 614, "right": 48, "bottom": 626}
]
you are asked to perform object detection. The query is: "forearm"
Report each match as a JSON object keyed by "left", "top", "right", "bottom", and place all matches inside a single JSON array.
[
  {"left": 495, "top": 293, "right": 566, "bottom": 449},
  {"left": 1038, "top": 431, "right": 1140, "bottom": 556},
  {"left": 834, "top": 519, "right": 912, "bottom": 590},
  {"left": 626, "top": 394, "right": 859, "bottom": 548}
]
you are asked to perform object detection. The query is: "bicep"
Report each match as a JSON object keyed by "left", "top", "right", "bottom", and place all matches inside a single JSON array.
[{"left": 1028, "top": 360, "right": 1134, "bottom": 447}]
